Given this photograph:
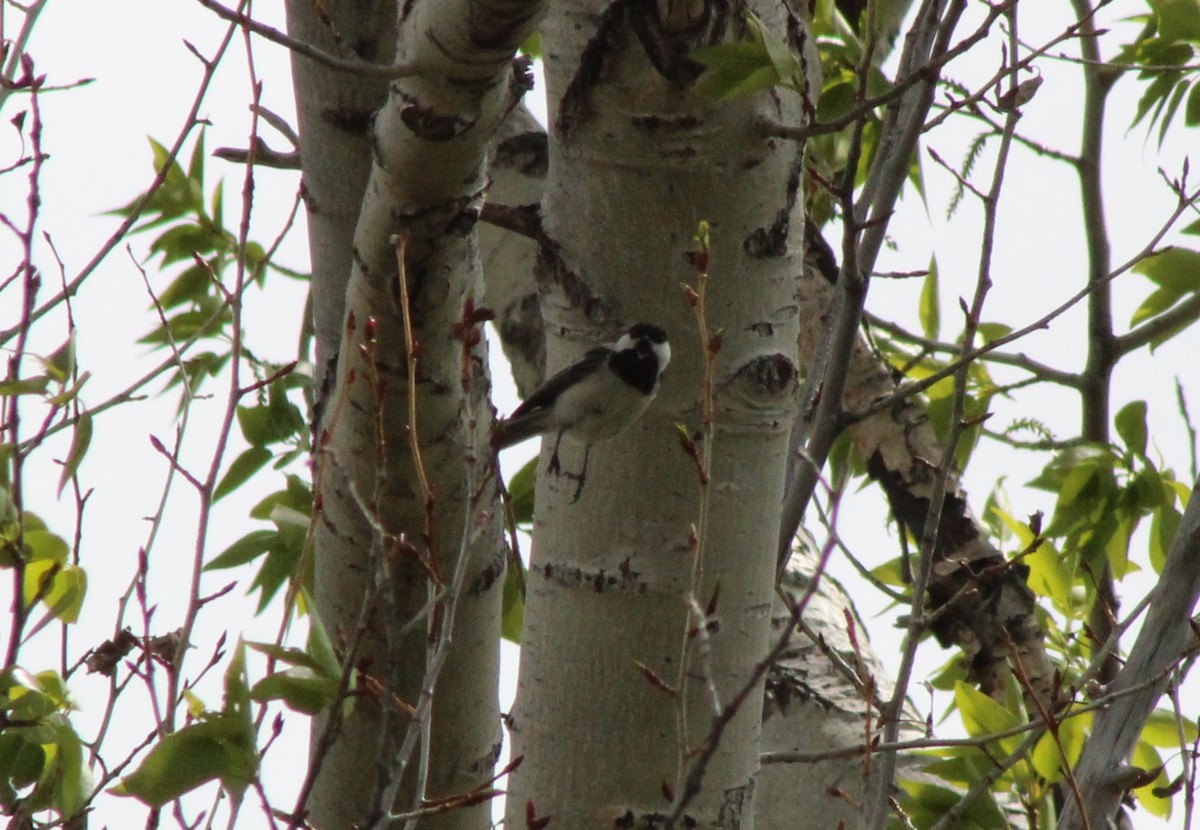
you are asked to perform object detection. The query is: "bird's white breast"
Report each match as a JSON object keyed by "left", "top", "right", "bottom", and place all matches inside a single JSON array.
[{"left": 554, "top": 368, "right": 654, "bottom": 444}]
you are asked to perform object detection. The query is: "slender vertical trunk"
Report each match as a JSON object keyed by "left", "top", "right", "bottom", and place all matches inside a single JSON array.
[
  {"left": 1070, "top": 0, "right": 1121, "bottom": 684},
  {"left": 285, "top": 0, "right": 396, "bottom": 402}
]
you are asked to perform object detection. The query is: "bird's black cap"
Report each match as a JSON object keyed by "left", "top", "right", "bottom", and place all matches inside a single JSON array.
[{"left": 626, "top": 322, "right": 667, "bottom": 344}]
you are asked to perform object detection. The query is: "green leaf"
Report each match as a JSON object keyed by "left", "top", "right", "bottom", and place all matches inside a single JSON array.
[
  {"left": 0, "top": 375, "right": 50, "bottom": 396},
  {"left": 237, "top": 402, "right": 300, "bottom": 447},
  {"left": 1132, "top": 741, "right": 1171, "bottom": 818},
  {"left": 32, "top": 673, "right": 71, "bottom": 711},
  {"left": 993, "top": 509, "right": 1071, "bottom": 609},
  {"left": 250, "top": 670, "right": 337, "bottom": 715},
  {"left": 869, "top": 555, "right": 908, "bottom": 588},
  {"left": 211, "top": 179, "right": 224, "bottom": 228},
  {"left": 24, "top": 563, "right": 87, "bottom": 626},
  {"left": 149, "top": 222, "right": 227, "bottom": 265},
  {"left": 267, "top": 383, "right": 305, "bottom": 438},
  {"left": 1132, "top": 286, "right": 1182, "bottom": 326},
  {"left": 746, "top": 10, "right": 801, "bottom": 89},
  {"left": 1150, "top": 502, "right": 1182, "bottom": 572},
  {"left": 896, "top": 775, "right": 1008, "bottom": 829},
  {"left": 25, "top": 529, "right": 69, "bottom": 563},
  {"left": 1133, "top": 246, "right": 1200, "bottom": 293},
  {"left": 48, "top": 372, "right": 90, "bottom": 407},
  {"left": 249, "top": 543, "right": 301, "bottom": 614},
  {"left": 44, "top": 335, "right": 76, "bottom": 381},
  {"left": 518, "top": 30, "right": 542, "bottom": 60},
  {"left": 0, "top": 729, "right": 46, "bottom": 789},
  {"left": 44, "top": 717, "right": 90, "bottom": 818},
  {"left": 249, "top": 474, "right": 312, "bottom": 521},
  {"left": 116, "top": 644, "right": 256, "bottom": 808},
  {"left": 1186, "top": 79, "right": 1200, "bottom": 125},
  {"left": 112, "top": 715, "right": 256, "bottom": 807},
  {"left": 1031, "top": 711, "right": 1089, "bottom": 782},
  {"left": 20, "top": 559, "right": 77, "bottom": 623},
  {"left": 816, "top": 76, "right": 857, "bottom": 122},
  {"left": 692, "top": 9, "right": 809, "bottom": 102},
  {"left": 920, "top": 257, "right": 940, "bottom": 339},
  {"left": 187, "top": 131, "right": 206, "bottom": 185},
  {"left": 955, "top": 681, "right": 1020, "bottom": 753},
  {"left": 242, "top": 241, "right": 268, "bottom": 279},
  {"left": 305, "top": 604, "right": 342, "bottom": 680},
  {"left": 501, "top": 557, "right": 525, "bottom": 644},
  {"left": 157, "top": 264, "right": 213, "bottom": 309},
  {"left": 1155, "top": 0, "right": 1200, "bottom": 42},
  {"left": 927, "top": 653, "right": 967, "bottom": 691},
  {"left": 224, "top": 640, "right": 252, "bottom": 716},
  {"left": 213, "top": 447, "right": 272, "bottom": 502},
  {"left": 976, "top": 322, "right": 1013, "bottom": 342},
  {"left": 3, "top": 676, "right": 58, "bottom": 721},
  {"left": 57, "top": 410, "right": 92, "bottom": 497},
  {"left": 1158, "top": 77, "right": 1190, "bottom": 146},
  {"left": 1141, "top": 706, "right": 1200, "bottom": 747},
  {"left": 206, "top": 529, "right": 275, "bottom": 571},
  {"left": 244, "top": 641, "right": 323, "bottom": 671},
  {"left": 694, "top": 52, "right": 779, "bottom": 102},
  {"left": 1128, "top": 464, "right": 1166, "bottom": 511},
  {"left": 138, "top": 307, "right": 229, "bottom": 346},
  {"left": 507, "top": 456, "right": 538, "bottom": 525},
  {"left": 1115, "top": 400, "right": 1148, "bottom": 458}
]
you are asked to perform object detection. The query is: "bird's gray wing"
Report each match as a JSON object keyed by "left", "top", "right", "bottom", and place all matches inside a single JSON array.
[{"left": 494, "top": 346, "right": 608, "bottom": 448}]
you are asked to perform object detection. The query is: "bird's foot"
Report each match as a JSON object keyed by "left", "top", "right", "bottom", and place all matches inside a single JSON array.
[
  {"left": 562, "top": 470, "right": 586, "bottom": 504},
  {"left": 548, "top": 450, "right": 562, "bottom": 477}
]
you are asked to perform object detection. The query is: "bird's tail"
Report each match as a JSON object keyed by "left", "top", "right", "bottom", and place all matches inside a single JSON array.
[{"left": 492, "top": 410, "right": 551, "bottom": 450}]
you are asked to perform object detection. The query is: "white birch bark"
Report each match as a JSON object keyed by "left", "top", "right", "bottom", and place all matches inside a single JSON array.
[
  {"left": 298, "top": 2, "right": 544, "bottom": 827},
  {"left": 504, "top": 2, "right": 810, "bottom": 826},
  {"left": 285, "top": 0, "right": 395, "bottom": 398},
  {"left": 481, "top": 104, "right": 547, "bottom": 397},
  {"left": 757, "top": 545, "right": 927, "bottom": 828},
  {"left": 480, "top": 82, "right": 935, "bottom": 830}
]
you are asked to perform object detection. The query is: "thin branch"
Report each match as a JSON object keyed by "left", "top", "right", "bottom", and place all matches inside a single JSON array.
[
  {"left": 194, "top": 0, "right": 422, "bottom": 79},
  {"left": 1059, "top": 472, "right": 1200, "bottom": 830},
  {"left": 863, "top": 311, "right": 1084, "bottom": 388},
  {"left": 757, "top": 0, "right": 1012, "bottom": 144},
  {"left": 854, "top": 181, "right": 1200, "bottom": 423},
  {"left": 1116, "top": 292, "right": 1200, "bottom": 356},
  {"left": 214, "top": 137, "right": 300, "bottom": 169},
  {"left": 0, "top": 27, "right": 240, "bottom": 346},
  {"left": 866, "top": 5, "right": 1023, "bottom": 822}
]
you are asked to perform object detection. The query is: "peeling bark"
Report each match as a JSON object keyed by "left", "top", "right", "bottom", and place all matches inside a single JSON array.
[{"left": 796, "top": 230, "right": 1055, "bottom": 709}]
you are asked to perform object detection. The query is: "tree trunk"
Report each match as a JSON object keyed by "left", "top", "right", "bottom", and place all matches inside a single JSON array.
[
  {"left": 294, "top": 2, "right": 544, "bottom": 826},
  {"left": 285, "top": 0, "right": 395, "bottom": 400},
  {"left": 504, "top": 2, "right": 810, "bottom": 825}
]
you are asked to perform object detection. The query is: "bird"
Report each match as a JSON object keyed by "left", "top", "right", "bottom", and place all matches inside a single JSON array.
[{"left": 494, "top": 323, "right": 671, "bottom": 502}]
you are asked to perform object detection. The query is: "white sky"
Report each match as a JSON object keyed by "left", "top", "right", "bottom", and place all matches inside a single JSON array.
[{"left": 3, "top": 0, "right": 1197, "bottom": 827}]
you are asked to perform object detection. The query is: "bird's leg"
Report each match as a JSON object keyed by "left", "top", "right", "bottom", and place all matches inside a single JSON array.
[
  {"left": 568, "top": 444, "right": 590, "bottom": 504},
  {"left": 548, "top": 430, "right": 565, "bottom": 477}
]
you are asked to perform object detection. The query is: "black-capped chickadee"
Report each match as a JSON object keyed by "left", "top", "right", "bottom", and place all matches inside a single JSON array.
[{"left": 494, "top": 323, "right": 671, "bottom": 502}]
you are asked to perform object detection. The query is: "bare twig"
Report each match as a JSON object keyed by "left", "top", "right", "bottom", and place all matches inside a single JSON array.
[
  {"left": 194, "top": 0, "right": 421, "bottom": 79},
  {"left": 865, "top": 6, "right": 1022, "bottom": 824}
]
